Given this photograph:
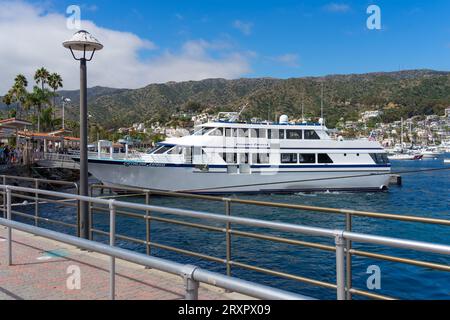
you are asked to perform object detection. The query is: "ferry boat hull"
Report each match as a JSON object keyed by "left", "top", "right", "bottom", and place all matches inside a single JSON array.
[{"left": 85, "top": 159, "right": 391, "bottom": 194}]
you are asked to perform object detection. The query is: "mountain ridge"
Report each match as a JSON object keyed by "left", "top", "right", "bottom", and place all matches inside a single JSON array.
[{"left": 2, "top": 69, "right": 449, "bottom": 128}]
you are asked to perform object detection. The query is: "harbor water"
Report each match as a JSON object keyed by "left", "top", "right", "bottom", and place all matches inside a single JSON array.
[{"left": 14, "top": 157, "right": 450, "bottom": 300}]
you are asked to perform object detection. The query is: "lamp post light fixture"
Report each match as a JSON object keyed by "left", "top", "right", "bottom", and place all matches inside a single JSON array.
[
  {"left": 63, "top": 30, "right": 103, "bottom": 239},
  {"left": 61, "top": 97, "right": 71, "bottom": 130}
]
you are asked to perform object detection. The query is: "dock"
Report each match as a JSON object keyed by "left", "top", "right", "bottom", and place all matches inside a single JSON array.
[{"left": 0, "top": 227, "right": 248, "bottom": 300}]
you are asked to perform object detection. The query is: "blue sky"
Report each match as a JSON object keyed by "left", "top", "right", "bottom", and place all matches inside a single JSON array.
[
  {"left": 49, "top": 0, "right": 450, "bottom": 77},
  {"left": 0, "top": 0, "right": 449, "bottom": 92}
]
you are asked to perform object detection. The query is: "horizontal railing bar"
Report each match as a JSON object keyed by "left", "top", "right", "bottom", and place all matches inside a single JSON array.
[
  {"left": 10, "top": 193, "right": 78, "bottom": 207},
  {"left": 91, "top": 228, "right": 226, "bottom": 264},
  {"left": 91, "top": 184, "right": 450, "bottom": 227},
  {"left": 10, "top": 210, "right": 77, "bottom": 228},
  {"left": 350, "top": 249, "right": 450, "bottom": 272},
  {"left": 97, "top": 193, "right": 147, "bottom": 199},
  {"left": 0, "top": 218, "right": 311, "bottom": 300},
  {"left": 230, "top": 260, "right": 337, "bottom": 289},
  {"left": 91, "top": 206, "right": 145, "bottom": 219},
  {"left": 230, "top": 229, "right": 336, "bottom": 251},
  {"left": 348, "top": 288, "right": 395, "bottom": 300},
  {"left": 1, "top": 175, "right": 78, "bottom": 187},
  {"left": 344, "top": 231, "right": 450, "bottom": 255}
]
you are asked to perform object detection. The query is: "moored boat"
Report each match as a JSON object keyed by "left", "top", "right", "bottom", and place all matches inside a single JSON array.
[{"left": 79, "top": 114, "right": 391, "bottom": 194}]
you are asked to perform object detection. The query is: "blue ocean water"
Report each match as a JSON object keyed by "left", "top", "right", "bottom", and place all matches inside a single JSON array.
[{"left": 14, "top": 157, "right": 450, "bottom": 299}]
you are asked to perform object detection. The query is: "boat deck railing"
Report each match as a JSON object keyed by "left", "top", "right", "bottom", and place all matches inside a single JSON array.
[{"left": 0, "top": 177, "right": 449, "bottom": 300}]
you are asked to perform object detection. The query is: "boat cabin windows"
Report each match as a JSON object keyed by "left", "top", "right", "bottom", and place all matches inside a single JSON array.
[
  {"left": 220, "top": 153, "right": 238, "bottom": 164},
  {"left": 318, "top": 153, "right": 334, "bottom": 164},
  {"left": 268, "top": 129, "right": 285, "bottom": 139},
  {"left": 167, "top": 146, "right": 185, "bottom": 155},
  {"left": 153, "top": 146, "right": 173, "bottom": 154},
  {"left": 370, "top": 153, "right": 390, "bottom": 165},
  {"left": 281, "top": 153, "right": 298, "bottom": 164},
  {"left": 193, "top": 128, "right": 206, "bottom": 136},
  {"left": 299, "top": 153, "right": 316, "bottom": 164},
  {"left": 304, "top": 130, "right": 320, "bottom": 140},
  {"left": 251, "top": 153, "right": 270, "bottom": 164},
  {"left": 237, "top": 129, "right": 249, "bottom": 138},
  {"left": 208, "top": 128, "right": 224, "bottom": 136},
  {"left": 286, "top": 130, "right": 303, "bottom": 140}
]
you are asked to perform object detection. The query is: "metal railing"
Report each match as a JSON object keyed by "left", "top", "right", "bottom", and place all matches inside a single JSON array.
[
  {"left": 0, "top": 192, "right": 310, "bottom": 300},
  {"left": 0, "top": 175, "right": 80, "bottom": 235},
  {"left": 1, "top": 184, "right": 450, "bottom": 300},
  {"left": 88, "top": 184, "right": 450, "bottom": 300}
]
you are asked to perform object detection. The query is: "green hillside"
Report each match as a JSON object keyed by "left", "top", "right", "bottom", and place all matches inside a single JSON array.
[{"left": 3, "top": 69, "right": 450, "bottom": 129}]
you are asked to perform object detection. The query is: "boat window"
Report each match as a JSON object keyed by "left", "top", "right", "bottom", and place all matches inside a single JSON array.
[
  {"left": 146, "top": 146, "right": 160, "bottom": 154},
  {"left": 249, "top": 129, "right": 258, "bottom": 138},
  {"left": 286, "top": 130, "right": 303, "bottom": 140},
  {"left": 208, "top": 128, "right": 224, "bottom": 136},
  {"left": 239, "top": 153, "right": 249, "bottom": 164},
  {"left": 193, "top": 128, "right": 207, "bottom": 136},
  {"left": 281, "top": 153, "right": 298, "bottom": 164},
  {"left": 269, "top": 129, "right": 285, "bottom": 139},
  {"left": 304, "top": 130, "right": 320, "bottom": 140},
  {"left": 154, "top": 146, "right": 172, "bottom": 154},
  {"left": 258, "top": 129, "right": 267, "bottom": 139},
  {"left": 370, "top": 153, "right": 390, "bottom": 164},
  {"left": 252, "top": 153, "right": 270, "bottom": 164},
  {"left": 318, "top": 154, "right": 334, "bottom": 164},
  {"left": 168, "top": 146, "right": 183, "bottom": 155},
  {"left": 225, "top": 128, "right": 233, "bottom": 137},
  {"left": 221, "top": 153, "right": 237, "bottom": 164},
  {"left": 258, "top": 153, "right": 270, "bottom": 164},
  {"left": 299, "top": 154, "right": 316, "bottom": 164},
  {"left": 237, "top": 129, "right": 249, "bottom": 138}
]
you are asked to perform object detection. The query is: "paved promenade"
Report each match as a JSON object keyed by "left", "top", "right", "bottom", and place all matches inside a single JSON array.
[{"left": 0, "top": 227, "right": 249, "bottom": 300}]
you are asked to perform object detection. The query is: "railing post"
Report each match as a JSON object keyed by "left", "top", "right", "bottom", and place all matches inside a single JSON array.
[
  {"left": 88, "top": 186, "right": 93, "bottom": 240},
  {"left": 34, "top": 179, "right": 39, "bottom": 227},
  {"left": 335, "top": 231, "right": 346, "bottom": 300},
  {"left": 109, "top": 200, "right": 116, "bottom": 300},
  {"left": 75, "top": 183, "right": 80, "bottom": 237},
  {"left": 224, "top": 199, "right": 232, "bottom": 278},
  {"left": 345, "top": 213, "right": 353, "bottom": 300},
  {"left": 182, "top": 265, "right": 199, "bottom": 300},
  {"left": 145, "top": 191, "right": 151, "bottom": 257},
  {"left": 6, "top": 187, "right": 12, "bottom": 266},
  {"left": 2, "top": 176, "right": 6, "bottom": 218}
]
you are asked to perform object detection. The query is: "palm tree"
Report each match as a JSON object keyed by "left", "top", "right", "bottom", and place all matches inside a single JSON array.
[
  {"left": 11, "top": 74, "right": 28, "bottom": 118},
  {"left": 48, "top": 73, "right": 63, "bottom": 129},
  {"left": 34, "top": 67, "right": 50, "bottom": 91},
  {"left": 48, "top": 73, "right": 63, "bottom": 105},
  {"left": 25, "top": 86, "right": 51, "bottom": 132}
]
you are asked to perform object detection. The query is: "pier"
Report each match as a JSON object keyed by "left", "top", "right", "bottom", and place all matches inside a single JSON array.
[{"left": 1, "top": 175, "right": 449, "bottom": 300}]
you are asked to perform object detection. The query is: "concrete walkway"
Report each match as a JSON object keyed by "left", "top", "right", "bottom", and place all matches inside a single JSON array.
[{"left": 0, "top": 227, "right": 249, "bottom": 300}]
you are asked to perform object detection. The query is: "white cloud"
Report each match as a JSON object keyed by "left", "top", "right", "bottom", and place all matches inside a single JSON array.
[
  {"left": 232, "top": 20, "right": 253, "bottom": 36},
  {"left": 272, "top": 54, "right": 300, "bottom": 68},
  {"left": 0, "top": 1, "right": 251, "bottom": 94},
  {"left": 323, "top": 3, "right": 351, "bottom": 13}
]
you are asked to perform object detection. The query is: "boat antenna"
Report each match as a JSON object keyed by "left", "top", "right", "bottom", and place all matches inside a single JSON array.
[
  {"left": 301, "top": 90, "right": 305, "bottom": 122},
  {"left": 320, "top": 81, "right": 325, "bottom": 127},
  {"left": 229, "top": 103, "right": 249, "bottom": 122}
]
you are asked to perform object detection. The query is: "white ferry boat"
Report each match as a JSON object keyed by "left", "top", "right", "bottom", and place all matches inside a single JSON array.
[{"left": 83, "top": 114, "right": 391, "bottom": 194}]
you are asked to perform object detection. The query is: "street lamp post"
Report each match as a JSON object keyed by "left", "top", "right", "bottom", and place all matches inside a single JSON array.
[
  {"left": 63, "top": 30, "right": 103, "bottom": 239},
  {"left": 61, "top": 97, "right": 71, "bottom": 130}
]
